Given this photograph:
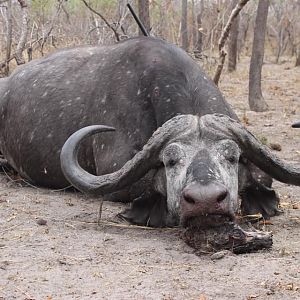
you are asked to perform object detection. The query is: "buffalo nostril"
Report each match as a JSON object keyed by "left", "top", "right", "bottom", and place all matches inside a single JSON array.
[
  {"left": 184, "top": 194, "right": 196, "bottom": 205},
  {"left": 217, "top": 190, "right": 228, "bottom": 203}
]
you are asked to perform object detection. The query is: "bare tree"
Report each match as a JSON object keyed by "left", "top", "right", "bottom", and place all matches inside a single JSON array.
[
  {"left": 194, "top": 0, "right": 204, "bottom": 57},
  {"left": 82, "top": 0, "right": 120, "bottom": 42},
  {"left": 237, "top": 8, "right": 252, "bottom": 57},
  {"left": 213, "top": 0, "right": 250, "bottom": 85},
  {"left": 4, "top": 0, "right": 12, "bottom": 75},
  {"left": 248, "top": 0, "right": 270, "bottom": 112},
  {"left": 181, "top": 0, "right": 188, "bottom": 51},
  {"left": 1, "top": 0, "right": 298, "bottom": 75},
  {"left": 293, "top": 1, "right": 300, "bottom": 67},
  {"left": 191, "top": 0, "right": 197, "bottom": 49},
  {"left": 156, "top": 1, "right": 166, "bottom": 38},
  {"left": 15, "top": 0, "right": 29, "bottom": 65},
  {"left": 268, "top": 2, "right": 291, "bottom": 64},
  {"left": 227, "top": 0, "right": 239, "bottom": 72},
  {"left": 296, "top": 51, "right": 300, "bottom": 67},
  {"left": 137, "top": 0, "right": 150, "bottom": 36}
]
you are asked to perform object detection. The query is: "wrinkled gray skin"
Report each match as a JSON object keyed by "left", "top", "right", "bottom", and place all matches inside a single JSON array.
[
  {"left": 161, "top": 129, "right": 241, "bottom": 226},
  {"left": 0, "top": 37, "right": 280, "bottom": 227},
  {"left": 151, "top": 117, "right": 241, "bottom": 227}
]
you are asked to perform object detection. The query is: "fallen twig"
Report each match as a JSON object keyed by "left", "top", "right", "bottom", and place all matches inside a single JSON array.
[
  {"left": 0, "top": 223, "right": 23, "bottom": 234},
  {"left": 15, "top": 287, "right": 35, "bottom": 300},
  {"left": 97, "top": 199, "right": 104, "bottom": 225}
]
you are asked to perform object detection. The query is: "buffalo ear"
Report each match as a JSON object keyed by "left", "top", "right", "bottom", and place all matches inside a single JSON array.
[
  {"left": 240, "top": 182, "right": 280, "bottom": 219},
  {"left": 200, "top": 114, "right": 300, "bottom": 186},
  {"left": 238, "top": 160, "right": 281, "bottom": 219}
]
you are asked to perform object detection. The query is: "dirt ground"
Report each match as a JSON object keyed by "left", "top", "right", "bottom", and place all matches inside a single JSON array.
[{"left": 0, "top": 58, "right": 299, "bottom": 300}]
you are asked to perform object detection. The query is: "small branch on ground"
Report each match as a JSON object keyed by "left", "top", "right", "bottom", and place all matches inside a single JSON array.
[
  {"left": 97, "top": 199, "right": 104, "bottom": 225},
  {"left": 213, "top": 0, "right": 250, "bottom": 85}
]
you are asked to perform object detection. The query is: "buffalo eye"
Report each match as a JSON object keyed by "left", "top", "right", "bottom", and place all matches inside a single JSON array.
[
  {"left": 221, "top": 141, "right": 240, "bottom": 164},
  {"left": 163, "top": 143, "right": 184, "bottom": 168},
  {"left": 167, "top": 158, "right": 178, "bottom": 167},
  {"left": 227, "top": 155, "right": 237, "bottom": 164}
]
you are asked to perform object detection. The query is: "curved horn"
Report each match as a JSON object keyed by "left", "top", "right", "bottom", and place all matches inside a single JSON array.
[
  {"left": 60, "top": 115, "right": 198, "bottom": 195},
  {"left": 200, "top": 114, "right": 300, "bottom": 186},
  {"left": 292, "top": 121, "right": 300, "bottom": 128}
]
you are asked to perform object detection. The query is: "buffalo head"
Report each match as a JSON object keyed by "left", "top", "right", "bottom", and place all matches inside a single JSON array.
[{"left": 60, "top": 114, "right": 300, "bottom": 227}]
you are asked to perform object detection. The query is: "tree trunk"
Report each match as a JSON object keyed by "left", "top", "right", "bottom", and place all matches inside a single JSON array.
[
  {"left": 4, "top": 0, "right": 12, "bottom": 76},
  {"left": 296, "top": 50, "right": 300, "bottom": 67},
  {"left": 194, "top": 0, "right": 204, "bottom": 58},
  {"left": 157, "top": 1, "right": 165, "bottom": 38},
  {"left": 274, "top": 27, "right": 283, "bottom": 64},
  {"left": 237, "top": 11, "right": 250, "bottom": 57},
  {"left": 192, "top": 0, "right": 197, "bottom": 50},
  {"left": 137, "top": 0, "right": 150, "bottom": 36},
  {"left": 213, "top": 0, "right": 250, "bottom": 86},
  {"left": 227, "top": 0, "right": 239, "bottom": 72},
  {"left": 181, "top": 0, "right": 188, "bottom": 51},
  {"left": 248, "top": 0, "right": 269, "bottom": 112},
  {"left": 15, "top": 0, "right": 29, "bottom": 65}
]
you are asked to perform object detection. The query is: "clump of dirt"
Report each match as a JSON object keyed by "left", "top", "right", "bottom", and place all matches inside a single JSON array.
[{"left": 182, "top": 222, "right": 273, "bottom": 255}]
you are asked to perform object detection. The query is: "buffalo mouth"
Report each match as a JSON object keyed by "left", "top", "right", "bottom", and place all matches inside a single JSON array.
[{"left": 181, "top": 213, "right": 235, "bottom": 229}]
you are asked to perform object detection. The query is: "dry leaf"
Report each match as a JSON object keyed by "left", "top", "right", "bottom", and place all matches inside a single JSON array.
[
  {"left": 279, "top": 202, "right": 291, "bottom": 208},
  {"left": 199, "top": 294, "right": 207, "bottom": 300},
  {"left": 242, "top": 111, "right": 249, "bottom": 125}
]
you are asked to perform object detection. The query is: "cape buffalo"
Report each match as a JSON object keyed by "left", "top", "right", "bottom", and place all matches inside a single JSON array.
[{"left": 0, "top": 37, "right": 299, "bottom": 227}]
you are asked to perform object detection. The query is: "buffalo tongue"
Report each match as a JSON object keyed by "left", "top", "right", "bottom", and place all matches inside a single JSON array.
[{"left": 182, "top": 222, "right": 273, "bottom": 254}]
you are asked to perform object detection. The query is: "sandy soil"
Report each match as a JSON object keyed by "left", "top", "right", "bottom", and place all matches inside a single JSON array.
[{"left": 0, "top": 59, "right": 299, "bottom": 300}]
